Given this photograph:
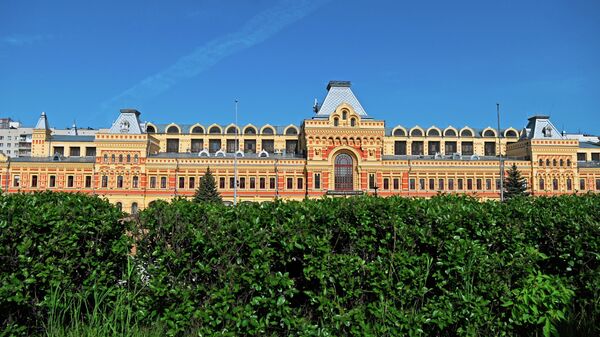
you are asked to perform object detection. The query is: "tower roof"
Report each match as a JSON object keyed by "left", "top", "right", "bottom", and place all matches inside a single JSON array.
[
  {"left": 521, "top": 115, "right": 563, "bottom": 140},
  {"left": 108, "top": 108, "right": 144, "bottom": 134},
  {"left": 314, "top": 81, "right": 369, "bottom": 118},
  {"left": 35, "top": 112, "right": 50, "bottom": 130}
]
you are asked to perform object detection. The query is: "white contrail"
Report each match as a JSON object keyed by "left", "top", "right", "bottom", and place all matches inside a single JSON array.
[{"left": 103, "top": 0, "right": 329, "bottom": 110}]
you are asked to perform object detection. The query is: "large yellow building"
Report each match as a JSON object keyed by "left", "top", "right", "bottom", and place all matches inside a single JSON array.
[{"left": 2, "top": 81, "right": 599, "bottom": 212}]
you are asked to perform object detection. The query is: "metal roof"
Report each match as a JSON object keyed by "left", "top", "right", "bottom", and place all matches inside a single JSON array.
[
  {"left": 11, "top": 156, "right": 95, "bottom": 163},
  {"left": 51, "top": 135, "right": 95, "bottom": 142},
  {"left": 314, "top": 81, "right": 369, "bottom": 118},
  {"left": 579, "top": 142, "right": 600, "bottom": 149},
  {"left": 150, "top": 152, "right": 304, "bottom": 159}
]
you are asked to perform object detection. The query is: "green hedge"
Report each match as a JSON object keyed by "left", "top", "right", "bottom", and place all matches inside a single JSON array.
[
  {"left": 0, "top": 192, "right": 130, "bottom": 335},
  {"left": 133, "top": 195, "right": 600, "bottom": 336}
]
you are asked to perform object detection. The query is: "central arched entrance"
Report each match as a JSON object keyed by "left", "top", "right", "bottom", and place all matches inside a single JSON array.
[{"left": 334, "top": 153, "right": 354, "bottom": 191}]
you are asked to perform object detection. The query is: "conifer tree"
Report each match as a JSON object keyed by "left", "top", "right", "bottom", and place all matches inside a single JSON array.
[
  {"left": 194, "top": 167, "right": 222, "bottom": 203},
  {"left": 504, "top": 163, "right": 529, "bottom": 199}
]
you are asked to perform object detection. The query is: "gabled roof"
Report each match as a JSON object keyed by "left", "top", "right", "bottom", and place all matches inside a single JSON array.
[
  {"left": 521, "top": 115, "right": 564, "bottom": 140},
  {"left": 314, "top": 81, "right": 369, "bottom": 118}
]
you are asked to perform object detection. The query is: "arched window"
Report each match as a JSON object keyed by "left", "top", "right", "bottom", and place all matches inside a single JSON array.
[
  {"left": 134, "top": 154, "right": 139, "bottom": 163},
  {"left": 209, "top": 126, "right": 221, "bottom": 134},
  {"left": 126, "top": 154, "right": 131, "bottom": 163},
  {"left": 111, "top": 154, "right": 116, "bottom": 163},
  {"left": 166, "top": 125, "right": 179, "bottom": 134},
  {"left": 350, "top": 118, "right": 356, "bottom": 127},
  {"left": 333, "top": 118, "right": 339, "bottom": 126},
  {"left": 428, "top": 129, "right": 440, "bottom": 136},
  {"left": 118, "top": 154, "right": 123, "bottom": 163},
  {"left": 226, "top": 126, "right": 237, "bottom": 134},
  {"left": 506, "top": 130, "right": 517, "bottom": 137},
  {"left": 546, "top": 159, "right": 550, "bottom": 166},
  {"left": 461, "top": 129, "right": 473, "bottom": 137},
  {"left": 342, "top": 110, "right": 347, "bottom": 120},
  {"left": 553, "top": 159, "right": 557, "bottom": 166},
  {"left": 484, "top": 130, "right": 496, "bottom": 137},
  {"left": 117, "top": 176, "right": 124, "bottom": 188},
  {"left": 244, "top": 127, "right": 256, "bottom": 135},
  {"left": 445, "top": 129, "right": 456, "bottom": 137},
  {"left": 191, "top": 126, "right": 204, "bottom": 134},
  {"left": 132, "top": 176, "right": 139, "bottom": 188},
  {"left": 553, "top": 178, "right": 559, "bottom": 190},
  {"left": 567, "top": 159, "right": 571, "bottom": 167},
  {"left": 131, "top": 202, "right": 138, "bottom": 214},
  {"left": 393, "top": 129, "right": 406, "bottom": 136},
  {"left": 285, "top": 127, "right": 298, "bottom": 136},
  {"left": 116, "top": 202, "right": 122, "bottom": 212},
  {"left": 560, "top": 159, "right": 564, "bottom": 167},
  {"left": 103, "top": 154, "right": 108, "bottom": 163},
  {"left": 334, "top": 153, "right": 353, "bottom": 191},
  {"left": 539, "top": 159, "right": 543, "bottom": 167},
  {"left": 146, "top": 125, "right": 156, "bottom": 133},
  {"left": 411, "top": 129, "right": 423, "bottom": 137},
  {"left": 539, "top": 178, "right": 545, "bottom": 190},
  {"left": 262, "top": 127, "right": 274, "bottom": 135}
]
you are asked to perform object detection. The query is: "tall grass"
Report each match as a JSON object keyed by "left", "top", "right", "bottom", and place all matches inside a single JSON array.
[{"left": 43, "top": 258, "right": 164, "bottom": 337}]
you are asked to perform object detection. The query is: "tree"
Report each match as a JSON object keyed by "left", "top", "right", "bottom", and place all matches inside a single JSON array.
[
  {"left": 194, "top": 167, "right": 222, "bottom": 203},
  {"left": 504, "top": 163, "right": 530, "bottom": 199}
]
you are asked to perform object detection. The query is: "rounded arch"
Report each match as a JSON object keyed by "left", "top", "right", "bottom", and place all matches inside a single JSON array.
[
  {"left": 166, "top": 124, "right": 181, "bottom": 134},
  {"left": 410, "top": 126, "right": 424, "bottom": 137},
  {"left": 350, "top": 117, "right": 357, "bottom": 127},
  {"left": 284, "top": 125, "right": 298, "bottom": 136},
  {"left": 504, "top": 128, "right": 518, "bottom": 138},
  {"left": 460, "top": 127, "right": 474, "bottom": 137},
  {"left": 392, "top": 126, "right": 407, "bottom": 137},
  {"left": 243, "top": 124, "right": 257, "bottom": 135},
  {"left": 260, "top": 125, "right": 275, "bottom": 135},
  {"left": 208, "top": 124, "right": 222, "bottom": 134},
  {"left": 482, "top": 128, "right": 497, "bottom": 137},
  {"left": 427, "top": 127, "right": 441, "bottom": 137},
  {"left": 145, "top": 123, "right": 157, "bottom": 134},
  {"left": 334, "top": 152, "right": 354, "bottom": 191},
  {"left": 225, "top": 124, "right": 239, "bottom": 135},
  {"left": 444, "top": 126, "right": 457, "bottom": 137},
  {"left": 190, "top": 124, "right": 205, "bottom": 134}
]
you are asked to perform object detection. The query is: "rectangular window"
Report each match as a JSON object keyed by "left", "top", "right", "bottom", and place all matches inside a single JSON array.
[
  {"left": 262, "top": 139, "right": 275, "bottom": 153},
  {"left": 579, "top": 178, "right": 585, "bottom": 190},
  {"left": 49, "top": 175, "right": 56, "bottom": 188},
  {"left": 286, "top": 140, "right": 298, "bottom": 154},
  {"left": 209, "top": 139, "right": 221, "bottom": 153},
  {"left": 189, "top": 177, "right": 195, "bottom": 189},
  {"left": 287, "top": 177, "right": 293, "bottom": 189},
  {"left": 229, "top": 177, "right": 235, "bottom": 189},
  {"left": 461, "top": 142, "right": 474, "bottom": 156},
  {"left": 496, "top": 179, "right": 501, "bottom": 190},
  {"left": 369, "top": 174, "right": 376, "bottom": 189},
  {"left": 166, "top": 139, "right": 179, "bottom": 153},
  {"left": 419, "top": 178, "right": 425, "bottom": 190},
  {"left": 429, "top": 178, "right": 435, "bottom": 190},
  {"left": 117, "top": 176, "right": 123, "bottom": 188},
  {"left": 484, "top": 142, "right": 496, "bottom": 156},
  {"left": 160, "top": 177, "right": 167, "bottom": 189},
  {"left": 269, "top": 177, "right": 276, "bottom": 189},
  {"left": 85, "top": 147, "right": 96, "bottom": 157},
  {"left": 476, "top": 179, "right": 482, "bottom": 190},
  {"left": 411, "top": 141, "right": 424, "bottom": 155},
  {"left": 592, "top": 153, "right": 600, "bottom": 162},
  {"left": 394, "top": 141, "right": 407, "bottom": 155},
  {"left": 383, "top": 178, "right": 389, "bottom": 190},
  {"left": 150, "top": 176, "right": 156, "bottom": 188},
  {"left": 69, "top": 147, "right": 80, "bottom": 157},
  {"left": 397, "top": 178, "right": 402, "bottom": 190},
  {"left": 31, "top": 175, "right": 38, "bottom": 187},
  {"left": 132, "top": 176, "right": 138, "bottom": 188},
  {"left": 297, "top": 178, "right": 303, "bottom": 190},
  {"left": 314, "top": 173, "right": 321, "bottom": 189},
  {"left": 438, "top": 179, "right": 444, "bottom": 190},
  {"left": 553, "top": 179, "right": 559, "bottom": 191},
  {"left": 445, "top": 141, "right": 457, "bottom": 155},
  {"left": 244, "top": 140, "right": 256, "bottom": 153},
  {"left": 67, "top": 175, "right": 74, "bottom": 188},
  {"left": 448, "top": 178, "right": 454, "bottom": 190},
  {"left": 226, "top": 139, "right": 237, "bottom": 153},
  {"left": 539, "top": 178, "right": 545, "bottom": 190},
  {"left": 566, "top": 178, "right": 572, "bottom": 191},
  {"left": 191, "top": 139, "right": 203, "bottom": 153},
  {"left": 13, "top": 175, "right": 21, "bottom": 187},
  {"left": 486, "top": 179, "right": 492, "bottom": 190},
  {"left": 179, "top": 177, "right": 185, "bottom": 189},
  {"left": 219, "top": 177, "right": 225, "bottom": 189},
  {"left": 259, "top": 177, "right": 266, "bottom": 189},
  {"left": 428, "top": 141, "right": 440, "bottom": 155},
  {"left": 577, "top": 152, "right": 586, "bottom": 161},
  {"left": 53, "top": 146, "right": 64, "bottom": 156},
  {"left": 239, "top": 177, "right": 246, "bottom": 189},
  {"left": 596, "top": 179, "right": 600, "bottom": 191},
  {"left": 250, "top": 177, "right": 256, "bottom": 189},
  {"left": 458, "top": 178, "right": 464, "bottom": 190},
  {"left": 467, "top": 179, "right": 473, "bottom": 190}
]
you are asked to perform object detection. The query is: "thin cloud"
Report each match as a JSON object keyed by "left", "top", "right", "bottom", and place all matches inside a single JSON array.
[
  {"left": 103, "top": 0, "right": 329, "bottom": 110},
  {"left": 1, "top": 34, "right": 53, "bottom": 46}
]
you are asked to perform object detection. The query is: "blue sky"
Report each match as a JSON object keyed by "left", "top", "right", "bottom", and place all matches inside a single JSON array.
[{"left": 1, "top": 0, "right": 599, "bottom": 134}]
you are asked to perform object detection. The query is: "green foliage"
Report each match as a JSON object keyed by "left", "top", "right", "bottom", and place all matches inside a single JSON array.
[
  {"left": 0, "top": 192, "right": 131, "bottom": 336},
  {"left": 504, "top": 163, "right": 530, "bottom": 199},
  {"left": 193, "top": 167, "right": 222, "bottom": 203}
]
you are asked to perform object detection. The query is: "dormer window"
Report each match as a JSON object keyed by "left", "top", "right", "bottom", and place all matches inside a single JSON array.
[
  {"left": 543, "top": 126, "right": 552, "bottom": 137},
  {"left": 333, "top": 117, "right": 339, "bottom": 126},
  {"left": 342, "top": 111, "right": 347, "bottom": 120},
  {"left": 350, "top": 118, "right": 356, "bottom": 127}
]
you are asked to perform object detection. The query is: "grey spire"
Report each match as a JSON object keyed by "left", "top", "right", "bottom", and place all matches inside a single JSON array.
[{"left": 35, "top": 112, "right": 50, "bottom": 130}]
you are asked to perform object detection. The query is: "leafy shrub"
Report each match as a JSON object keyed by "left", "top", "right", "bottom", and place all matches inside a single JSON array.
[{"left": 0, "top": 192, "right": 130, "bottom": 335}]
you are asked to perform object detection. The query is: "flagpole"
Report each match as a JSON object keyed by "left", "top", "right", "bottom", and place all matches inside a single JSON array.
[
  {"left": 234, "top": 99, "right": 238, "bottom": 205},
  {"left": 497, "top": 103, "right": 504, "bottom": 201}
]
